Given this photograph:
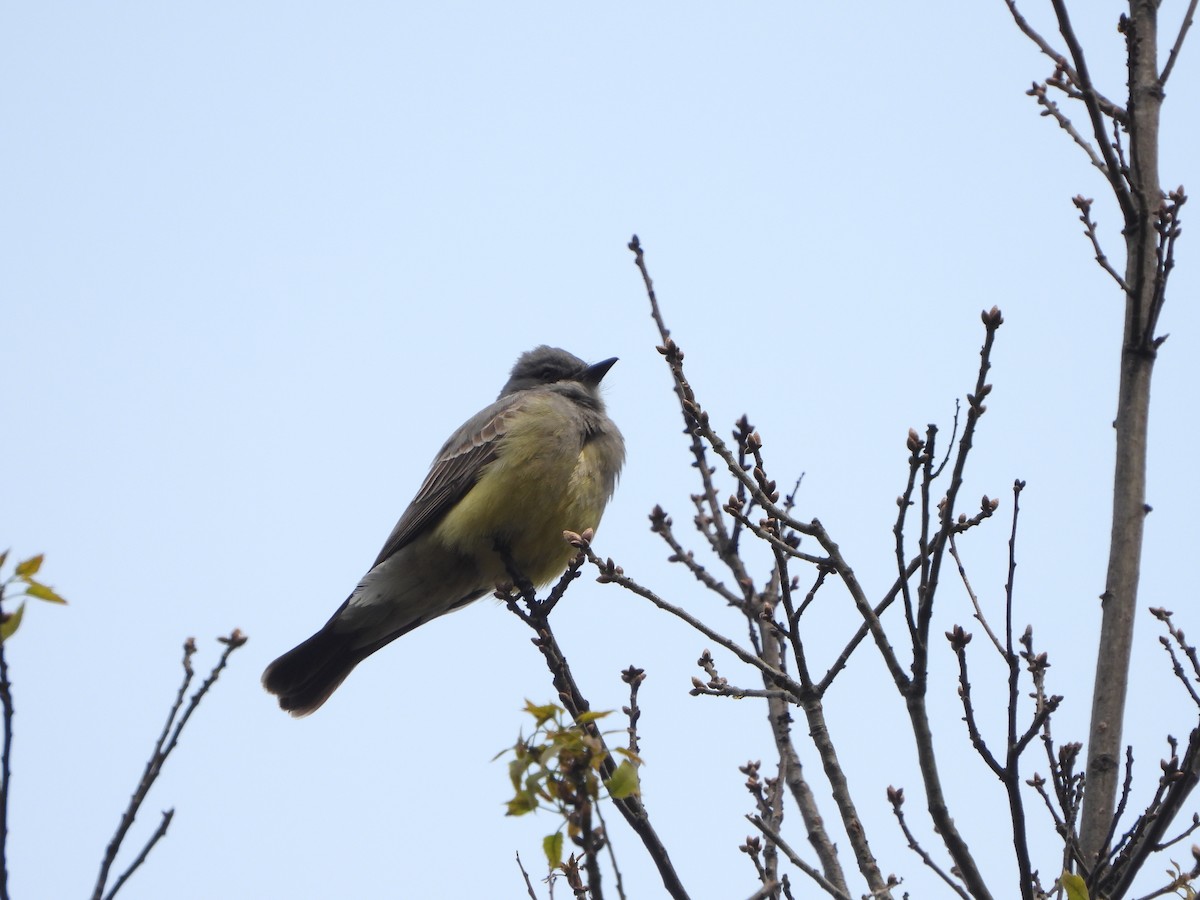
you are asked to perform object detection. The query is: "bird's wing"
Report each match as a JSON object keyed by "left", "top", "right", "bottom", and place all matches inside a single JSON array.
[{"left": 369, "top": 395, "right": 528, "bottom": 568}]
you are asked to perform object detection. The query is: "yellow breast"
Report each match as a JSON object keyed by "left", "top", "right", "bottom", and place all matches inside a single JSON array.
[{"left": 433, "top": 393, "right": 620, "bottom": 585}]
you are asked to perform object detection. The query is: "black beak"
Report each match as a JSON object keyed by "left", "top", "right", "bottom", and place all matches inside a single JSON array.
[{"left": 580, "top": 356, "right": 618, "bottom": 387}]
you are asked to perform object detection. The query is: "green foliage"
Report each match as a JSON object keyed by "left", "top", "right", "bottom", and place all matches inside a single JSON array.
[
  {"left": 0, "top": 550, "right": 68, "bottom": 640},
  {"left": 1059, "top": 863, "right": 1200, "bottom": 900},
  {"left": 1061, "top": 872, "right": 1089, "bottom": 900},
  {"left": 498, "top": 700, "right": 642, "bottom": 872},
  {"left": 1163, "top": 860, "right": 1200, "bottom": 899},
  {"left": 542, "top": 832, "right": 563, "bottom": 869},
  {"left": 605, "top": 758, "right": 640, "bottom": 800},
  {"left": 0, "top": 604, "right": 24, "bottom": 642}
]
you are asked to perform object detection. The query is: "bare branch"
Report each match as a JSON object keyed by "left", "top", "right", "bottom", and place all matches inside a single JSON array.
[
  {"left": 101, "top": 810, "right": 174, "bottom": 900},
  {"left": 1148, "top": 187, "right": 1187, "bottom": 346},
  {"left": 1028, "top": 81, "right": 1110, "bottom": 174},
  {"left": 629, "top": 235, "right": 756, "bottom": 597},
  {"left": 649, "top": 506, "right": 748, "bottom": 608},
  {"left": 743, "top": 880, "right": 783, "bottom": 900},
  {"left": 723, "top": 503, "right": 829, "bottom": 568},
  {"left": 816, "top": 554, "right": 923, "bottom": 694},
  {"left": 1072, "top": 195, "right": 1132, "bottom": 292},
  {"left": 691, "top": 683, "right": 795, "bottom": 702},
  {"left": 887, "top": 787, "right": 971, "bottom": 900},
  {"left": 1160, "top": 0, "right": 1200, "bottom": 87},
  {"left": 621, "top": 666, "right": 645, "bottom": 758},
  {"left": 0, "top": 622, "right": 13, "bottom": 900},
  {"left": 584, "top": 547, "right": 811, "bottom": 704},
  {"left": 91, "top": 631, "right": 246, "bottom": 900},
  {"left": 947, "top": 533, "right": 1005, "bottom": 657},
  {"left": 516, "top": 852, "right": 541, "bottom": 900},
  {"left": 1047, "top": 0, "right": 1136, "bottom": 218},
  {"left": 754, "top": 624, "right": 850, "bottom": 894},
  {"left": 594, "top": 801, "right": 629, "bottom": 900},
  {"left": 947, "top": 627, "right": 1004, "bottom": 778},
  {"left": 1001, "top": 1, "right": 1126, "bottom": 122},
  {"left": 746, "top": 814, "right": 853, "bottom": 900},
  {"left": 894, "top": 429, "right": 926, "bottom": 651},
  {"left": 502, "top": 574, "right": 691, "bottom": 900}
]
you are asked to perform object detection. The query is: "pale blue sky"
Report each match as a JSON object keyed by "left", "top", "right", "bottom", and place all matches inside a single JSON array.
[{"left": 4, "top": 2, "right": 1199, "bottom": 898}]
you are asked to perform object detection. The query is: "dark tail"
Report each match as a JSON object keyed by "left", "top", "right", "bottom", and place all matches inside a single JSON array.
[
  {"left": 261, "top": 620, "right": 372, "bottom": 717},
  {"left": 263, "top": 602, "right": 431, "bottom": 717}
]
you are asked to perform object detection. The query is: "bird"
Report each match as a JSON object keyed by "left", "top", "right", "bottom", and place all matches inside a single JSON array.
[{"left": 262, "top": 345, "right": 625, "bottom": 716}]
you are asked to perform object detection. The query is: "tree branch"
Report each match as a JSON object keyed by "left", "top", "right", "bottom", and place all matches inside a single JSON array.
[
  {"left": 1159, "top": 0, "right": 1199, "bottom": 87},
  {"left": 502, "top": 563, "right": 691, "bottom": 900},
  {"left": 91, "top": 631, "right": 246, "bottom": 900}
]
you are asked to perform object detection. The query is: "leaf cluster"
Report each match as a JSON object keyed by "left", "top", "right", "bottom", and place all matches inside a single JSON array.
[
  {"left": 499, "top": 701, "right": 641, "bottom": 870},
  {"left": 0, "top": 551, "right": 67, "bottom": 641}
]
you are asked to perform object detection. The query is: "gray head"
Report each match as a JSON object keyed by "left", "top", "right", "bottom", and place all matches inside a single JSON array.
[{"left": 499, "top": 346, "right": 618, "bottom": 406}]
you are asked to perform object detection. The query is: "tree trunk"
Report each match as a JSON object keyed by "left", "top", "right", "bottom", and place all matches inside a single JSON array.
[{"left": 1078, "top": 0, "right": 1164, "bottom": 871}]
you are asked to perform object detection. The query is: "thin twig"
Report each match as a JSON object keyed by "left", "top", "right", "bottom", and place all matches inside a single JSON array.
[
  {"left": 634, "top": 291, "right": 916, "bottom": 696},
  {"left": 897, "top": 310, "right": 1004, "bottom": 900},
  {"left": 1103, "top": 726, "right": 1200, "bottom": 897},
  {"left": 947, "top": 533, "right": 1005, "bottom": 657},
  {"left": 1148, "top": 188, "right": 1187, "bottom": 346},
  {"left": 743, "top": 880, "right": 782, "bottom": 900},
  {"left": 650, "top": 507, "right": 751, "bottom": 607},
  {"left": 723, "top": 506, "right": 829, "bottom": 567},
  {"left": 621, "top": 666, "right": 644, "bottom": 759},
  {"left": 1002, "top": 479, "right": 1035, "bottom": 900},
  {"left": 1047, "top": 0, "right": 1135, "bottom": 219},
  {"left": 594, "top": 801, "right": 627, "bottom": 900},
  {"left": 816, "top": 554, "right": 923, "bottom": 694},
  {"left": 1160, "top": 0, "right": 1200, "bottom": 87},
  {"left": 691, "top": 684, "right": 796, "bottom": 702},
  {"left": 1072, "top": 196, "right": 1131, "bottom": 292},
  {"left": 585, "top": 547, "right": 810, "bottom": 703},
  {"left": 1152, "top": 812, "right": 1200, "bottom": 853},
  {"left": 630, "top": 238, "right": 890, "bottom": 895},
  {"left": 1103, "top": 746, "right": 1140, "bottom": 868},
  {"left": 91, "top": 631, "right": 246, "bottom": 900},
  {"left": 516, "top": 851, "right": 541, "bottom": 900},
  {"left": 1001, "top": 0, "right": 1126, "bottom": 122},
  {"left": 894, "top": 430, "right": 925, "bottom": 650},
  {"left": 746, "top": 815, "right": 852, "bottom": 900},
  {"left": 1152, "top": 607, "right": 1200, "bottom": 709},
  {"left": 101, "top": 810, "right": 174, "bottom": 900},
  {"left": 887, "top": 788, "right": 970, "bottom": 900},
  {"left": 755, "top": 628, "right": 850, "bottom": 894},
  {"left": 629, "top": 235, "right": 756, "bottom": 599},
  {"left": 502, "top": 573, "right": 691, "bottom": 900},
  {"left": 1028, "top": 81, "right": 1110, "bottom": 174},
  {"left": 947, "top": 628, "right": 1004, "bottom": 777},
  {"left": 0, "top": 602, "right": 12, "bottom": 900}
]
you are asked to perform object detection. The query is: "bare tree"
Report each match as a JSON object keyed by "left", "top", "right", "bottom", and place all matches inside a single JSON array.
[
  {"left": 0, "top": 552, "right": 246, "bottom": 900},
  {"left": 497, "top": 3, "right": 1198, "bottom": 899}
]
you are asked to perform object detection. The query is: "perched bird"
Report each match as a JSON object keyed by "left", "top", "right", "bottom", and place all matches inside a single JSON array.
[{"left": 262, "top": 346, "right": 624, "bottom": 716}]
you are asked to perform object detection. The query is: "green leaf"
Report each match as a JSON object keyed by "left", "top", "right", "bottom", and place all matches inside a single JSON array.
[
  {"left": 25, "top": 582, "right": 67, "bottom": 605},
  {"left": 505, "top": 793, "right": 538, "bottom": 816},
  {"left": 575, "top": 710, "right": 612, "bottom": 725},
  {"left": 538, "top": 743, "right": 561, "bottom": 767},
  {"left": 1061, "top": 871, "right": 1089, "bottom": 900},
  {"left": 543, "top": 832, "right": 563, "bottom": 868},
  {"left": 614, "top": 746, "right": 645, "bottom": 766},
  {"left": 508, "top": 756, "right": 529, "bottom": 791},
  {"left": 604, "top": 759, "right": 640, "bottom": 800},
  {"left": 15, "top": 554, "right": 43, "bottom": 578},
  {"left": 0, "top": 603, "right": 26, "bottom": 642},
  {"left": 524, "top": 700, "right": 561, "bottom": 726},
  {"left": 525, "top": 771, "right": 552, "bottom": 802}
]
